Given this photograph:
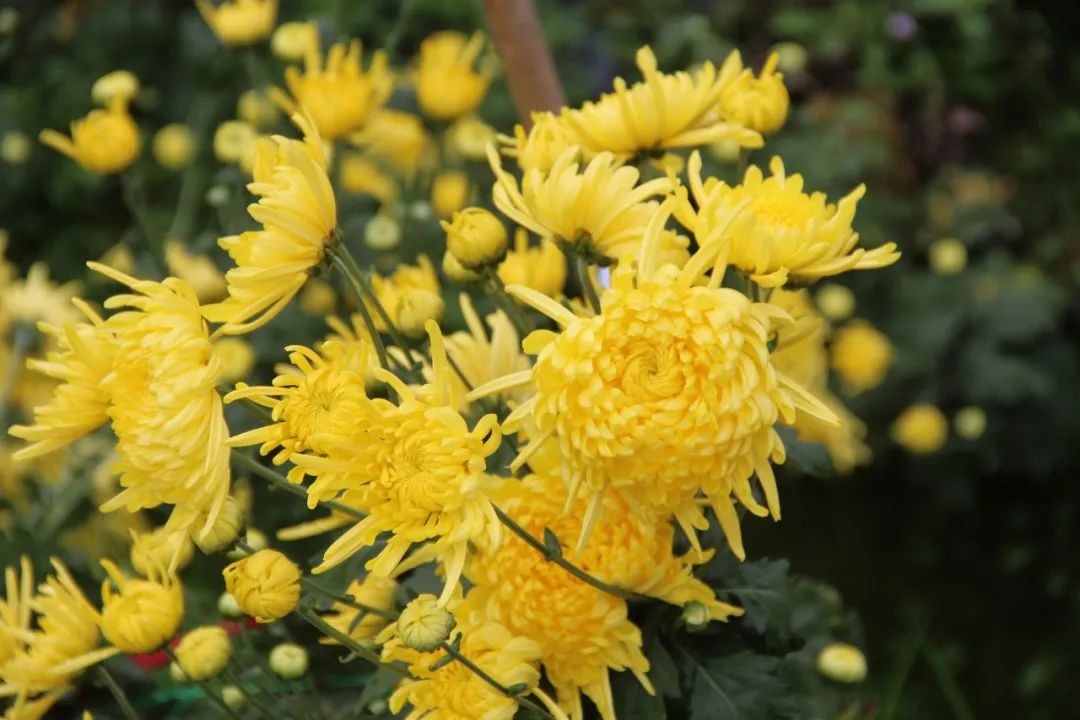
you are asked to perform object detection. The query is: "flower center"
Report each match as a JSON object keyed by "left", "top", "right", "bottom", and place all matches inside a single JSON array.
[{"left": 619, "top": 343, "right": 684, "bottom": 401}]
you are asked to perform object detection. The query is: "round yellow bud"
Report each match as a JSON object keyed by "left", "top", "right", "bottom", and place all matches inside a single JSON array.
[
  {"left": 891, "top": 403, "right": 948, "bottom": 455},
  {"left": 237, "top": 89, "right": 280, "bottom": 129},
  {"left": 268, "top": 642, "right": 309, "bottom": 679},
  {"left": 395, "top": 289, "right": 445, "bottom": 337},
  {"left": 299, "top": 279, "right": 337, "bottom": 315},
  {"left": 40, "top": 106, "right": 141, "bottom": 174},
  {"left": 498, "top": 232, "right": 567, "bottom": 298},
  {"left": 831, "top": 320, "right": 893, "bottom": 395},
  {"left": 92, "top": 70, "right": 139, "bottom": 106},
  {"left": 431, "top": 171, "right": 469, "bottom": 218},
  {"left": 719, "top": 52, "right": 789, "bottom": 134},
  {"left": 218, "top": 592, "right": 242, "bottom": 618},
  {"left": 816, "top": 643, "right": 867, "bottom": 683},
  {"left": 364, "top": 214, "right": 402, "bottom": 251},
  {"left": 130, "top": 527, "right": 194, "bottom": 577},
  {"left": 222, "top": 549, "right": 301, "bottom": 623},
  {"left": 771, "top": 42, "right": 808, "bottom": 74},
  {"left": 446, "top": 116, "right": 496, "bottom": 160},
  {"left": 100, "top": 560, "right": 184, "bottom": 653},
  {"left": 442, "top": 250, "right": 481, "bottom": 284},
  {"left": 271, "top": 21, "right": 318, "bottom": 62},
  {"left": 953, "top": 406, "right": 987, "bottom": 440},
  {"left": 708, "top": 138, "right": 742, "bottom": 163},
  {"left": 152, "top": 124, "right": 197, "bottom": 170},
  {"left": 397, "top": 594, "right": 455, "bottom": 652},
  {"left": 197, "top": 0, "right": 276, "bottom": 46},
  {"left": 194, "top": 496, "right": 245, "bottom": 554},
  {"left": 213, "top": 120, "right": 257, "bottom": 166},
  {"left": 206, "top": 185, "right": 231, "bottom": 207},
  {"left": 176, "top": 626, "right": 232, "bottom": 681},
  {"left": 221, "top": 685, "right": 245, "bottom": 710},
  {"left": 213, "top": 338, "right": 256, "bottom": 383},
  {"left": 442, "top": 207, "right": 507, "bottom": 269},
  {"left": 815, "top": 283, "right": 855, "bottom": 322},
  {"left": 169, "top": 661, "right": 187, "bottom": 683},
  {"left": 680, "top": 600, "right": 710, "bottom": 632},
  {"left": 929, "top": 237, "right": 967, "bottom": 275},
  {"left": 409, "top": 201, "right": 433, "bottom": 222},
  {"left": 1, "top": 131, "right": 31, "bottom": 164},
  {"left": 246, "top": 528, "right": 268, "bottom": 551}
]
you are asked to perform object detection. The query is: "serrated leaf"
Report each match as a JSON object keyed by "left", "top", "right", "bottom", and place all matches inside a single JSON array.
[
  {"left": 612, "top": 664, "right": 667, "bottom": 720},
  {"left": 644, "top": 630, "right": 681, "bottom": 699},
  {"left": 716, "top": 559, "right": 790, "bottom": 634},
  {"left": 687, "top": 652, "right": 789, "bottom": 720}
]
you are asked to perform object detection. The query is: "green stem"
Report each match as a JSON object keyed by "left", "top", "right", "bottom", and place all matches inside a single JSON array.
[
  {"left": 492, "top": 506, "right": 646, "bottom": 603},
  {"left": 300, "top": 577, "right": 399, "bottom": 620},
  {"left": 879, "top": 620, "right": 928, "bottom": 720},
  {"left": 231, "top": 451, "right": 366, "bottom": 521},
  {"left": 222, "top": 664, "right": 278, "bottom": 719},
  {"left": 295, "top": 604, "right": 411, "bottom": 678},
  {"left": 923, "top": 645, "right": 976, "bottom": 720},
  {"left": 327, "top": 245, "right": 390, "bottom": 372},
  {"left": 383, "top": 0, "right": 416, "bottom": 58},
  {"left": 483, "top": 267, "right": 532, "bottom": 337},
  {"left": 575, "top": 257, "right": 601, "bottom": 314},
  {"left": 121, "top": 169, "right": 164, "bottom": 275},
  {"left": 438, "top": 641, "right": 553, "bottom": 719},
  {"left": 164, "top": 647, "right": 243, "bottom": 720},
  {"left": 97, "top": 665, "right": 140, "bottom": 720},
  {"left": 0, "top": 323, "right": 33, "bottom": 432}
]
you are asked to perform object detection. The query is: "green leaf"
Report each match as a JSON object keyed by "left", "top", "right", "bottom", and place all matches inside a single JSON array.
[
  {"left": 716, "top": 559, "right": 791, "bottom": 635},
  {"left": 776, "top": 426, "right": 833, "bottom": 478},
  {"left": 686, "top": 652, "right": 789, "bottom": 720},
  {"left": 612, "top": 665, "right": 667, "bottom": 720},
  {"left": 644, "top": 630, "right": 682, "bottom": 699},
  {"left": 543, "top": 527, "right": 564, "bottom": 559}
]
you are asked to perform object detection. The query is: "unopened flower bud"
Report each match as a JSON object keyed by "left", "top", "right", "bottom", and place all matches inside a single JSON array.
[
  {"left": 222, "top": 549, "right": 301, "bottom": 623},
  {"left": 815, "top": 283, "right": 855, "bottom": 322},
  {"left": 169, "top": 661, "right": 187, "bottom": 683},
  {"left": 152, "top": 124, "right": 196, "bottom": 170},
  {"left": 176, "top": 626, "right": 232, "bottom": 681},
  {"left": 195, "top": 496, "right": 245, "bottom": 554},
  {"left": 397, "top": 594, "right": 455, "bottom": 652},
  {"left": 395, "top": 289, "right": 445, "bottom": 337},
  {"left": 100, "top": 560, "right": 184, "bottom": 653},
  {"left": 92, "top": 70, "right": 139, "bottom": 106},
  {"left": 431, "top": 171, "right": 469, "bottom": 218},
  {"left": 816, "top": 642, "right": 867, "bottom": 683},
  {"left": 218, "top": 592, "right": 242, "bottom": 618},
  {"left": 442, "top": 207, "right": 508, "bottom": 269},
  {"left": 130, "top": 527, "right": 193, "bottom": 577},
  {"left": 364, "top": 214, "right": 402, "bottom": 251},
  {"left": 953, "top": 406, "right": 986, "bottom": 440},
  {"left": 269, "top": 642, "right": 309, "bottom": 679},
  {"left": 929, "top": 237, "right": 967, "bottom": 275},
  {"left": 221, "top": 685, "right": 245, "bottom": 710},
  {"left": 680, "top": 600, "right": 710, "bottom": 631},
  {"left": 442, "top": 250, "right": 481, "bottom": 284}
]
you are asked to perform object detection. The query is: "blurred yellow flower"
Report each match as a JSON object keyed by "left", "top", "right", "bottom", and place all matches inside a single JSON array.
[
  {"left": 431, "top": 170, "right": 469, "bottom": 218},
  {"left": 196, "top": 0, "right": 277, "bottom": 46},
  {"left": 718, "top": 52, "right": 790, "bottom": 134},
  {"left": 497, "top": 229, "right": 566, "bottom": 298},
  {"left": 91, "top": 70, "right": 139, "bottom": 106},
  {"left": 319, "top": 314, "right": 380, "bottom": 386},
  {"left": 414, "top": 31, "right": 490, "bottom": 121},
  {"left": 929, "top": 237, "right": 967, "bottom": 275},
  {"left": 152, "top": 124, "right": 196, "bottom": 170},
  {"left": 222, "top": 549, "right": 300, "bottom": 623},
  {"left": 237, "top": 89, "right": 280, "bottom": 129},
  {"left": 270, "top": 21, "right": 317, "bottom": 62},
  {"left": 193, "top": 495, "right": 245, "bottom": 553},
  {"left": 275, "top": 39, "right": 392, "bottom": 141},
  {"left": 680, "top": 153, "right": 898, "bottom": 287},
  {"left": 318, "top": 575, "right": 397, "bottom": 648},
  {"left": 562, "top": 46, "right": 762, "bottom": 159},
  {"left": 350, "top": 109, "right": 429, "bottom": 174},
  {"left": 363, "top": 213, "right": 402, "bottom": 251},
  {"left": 213, "top": 337, "right": 255, "bottom": 382},
  {"left": 99, "top": 559, "right": 183, "bottom": 653},
  {"left": 892, "top": 403, "right": 948, "bottom": 454},
  {"left": 130, "top": 527, "right": 194, "bottom": 577},
  {"left": 205, "top": 115, "right": 336, "bottom": 334},
  {"left": 40, "top": 98, "right": 141, "bottom": 174},
  {"left": 815, "top": 283, "right": 855, "bottom": 322},
  {"left": 96, "top": 243, "right": 134, "bottom": 275},
  {"left": 164, "top": 240, "right": 226, "bottom": 302},
  {"left": 443, "top": 207, "right": 507, "bottom": 269},
  {"left": 212, "top": 120, "right": 258, "bottom": 169},
  {"left": 442, "top": 250, "right": 481, "bottom": 284},
  {"left": 1, "top": 131, "right": 31, "bottom": 164},
  {"left": 954, "top": 406, "right": 987, "bottom": 440},
  {"left": 497, "top": 111, "right": 577, "bottom": 174},
  {"left": 268, "top": 642, "right": 308, "bottom": 679},
  {"left": 1, "top": 261, "right": 82, "bottom": 328},
  {"left": 299, "top": 278, "right": 336, "bottom": 314},
  {"left": 830, "top": 320, "right": 892, "bottom": 394},
  {"left": 395, "top": 288, "right": 445, "bottom": 337},
  {"left": 368, "top": 255, "right": 440, "bottom": 332},
  {"left": 446, "top": 116, "right": 496, "bottom": 160},
  {"left": 816, "top": 643, "right": 867, "bottom": 683},
  {"left": 176, "top": 626, "right": 231, "bottom": 681},
  {"left": 339, "top": 153, "right": 396, "bottom": 202}
]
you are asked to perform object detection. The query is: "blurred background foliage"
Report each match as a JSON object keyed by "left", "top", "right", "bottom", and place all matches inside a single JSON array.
[{"left": 1, "top": 0, "right": 1079, "bottom": 718}]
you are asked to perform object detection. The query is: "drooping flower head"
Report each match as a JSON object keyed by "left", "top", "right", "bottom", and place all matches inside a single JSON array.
[
  {"left": 561, "top": 46, "right": 763, "bottom": 160},
  {"left": 204, "top": 114, "right": 336, "bottom": 334},
  {"left": 367, "top": 255, "right": 440, "bottom": 332},
  {"left": 469, "top": 199, "right": 838, "bottom": 558},
  {"left": 291, "top": 321, "right": 503, "bottom": 606},
  {"left": 274, "top": 39, "right": 392, "bottom": 141},
  {"left": 488, "top": 144, "right": 687, "bottom": 266},
  {"left": 39, "top": 97, "right": 140, "bottom": 174},
  {"left": 413, "top": 31, "right": 490, "bottom": 121},
  {"left": 678, "top": 152, "right": 899, "bottom": 287}
]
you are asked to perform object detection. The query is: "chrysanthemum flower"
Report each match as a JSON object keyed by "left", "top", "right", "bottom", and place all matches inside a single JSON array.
[
  {"left": 497, "top": 229, "right": 567, "bottom": 298},
  {"left": 717, "top": 52, "right": 790, "bottom": 135},
  {"left": 367, "top": 255, "right": 440, "bottom": 332},
  {"left": 382, "top": 620, "right": 544, "bottom": 720},
  {"left": 318, "top": 314, "right": 380, "bottom": 386},
  {"left": 39, "top": 98, "right": 141, "bottom": 174},
  {"left": 196, "top": 0, "right": 277, "bottom": 46},
  {"left": 0, "top": 557, "right": 119, "bottom": 718},
  {"left": 99, "top": 559, "right": 183, "bottom": 653},
  {"left": 488, "top": 144, "right": 687, "bottom": 266},
  {"left": 204, "top": 115, "right": 336, "bottom": 334},
  {"left": 226, "top": 345, "right": 372, "bottom": 483},
  {"left": 318, "top": 575, "right": 397, "bottom": 648},
  {"left": 223, "top": 549, "right": 301, "bottom": 623},
  {"left": 291, "top": 321, "right": 502, "bottom": 606},
  {"left": 469, "top": 199, "right": 838, "bottom": 558},
  {"left": 678, "top": 153, "right": 899, "bottom": 287},
  {"left": 413, "top": 31, "right": 490, "bottom": 121},
  {"left": 348, "top": 109, "right": 430, "bottom": 175},
  {"left": 164, "top": 240, "right": 227, "bottom": 303},
  {"left": 273, "top": 39, "right": 392, "bottom": 141},
  {"left": 561, "top": 46, "right": 762, "bottom": 160},
  {"left": 497, "top": 112, "right": 578, "bottom": 174},
  {"left": 830, "top": 319, "right": 893, "bottom": 395}
]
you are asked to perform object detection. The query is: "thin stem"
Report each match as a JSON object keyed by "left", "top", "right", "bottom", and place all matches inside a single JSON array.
[
  {"left": 923, "top": 645, "right": 976, "bottom": 720},
  {"left": 97, "top": 665, "right": 140, "bottom": 720},
  {"left": 231, "top": 451, "right": 366, "bottom": 521},
  {"left": 327, "top": 246, "right": 390, "bottom": 372},
  {"left": 222, "top": 665, "right": 279, "bottom": 719},
  {"left": 300, "top": 577, "right": 399, "bottom": 620},
  {"left": 575, "top": 257, "right": 601, "bottom": 314},
  {"left": 164, "top": 647, "right": 243, "bottom": 720},
  {"left": 439, "top": 641, "right": 553, "bottom": 719},
  {"left": 295, "top": 604, "right": 412, "bottom": 678},
  {"left": 483, "top": 267, "right": 532, "bottom": 337},
  {"left": 120, "top": 170, "right": 164, "bottom": 275},
  {"left": 879, "top": 619, "right": 928, "bottom": 720},
  {"left": 383, "top": 0, "right": 416, "bottom": 58},
  {"left": 492, "top": 506, "right": 646, "bottom": 602}
]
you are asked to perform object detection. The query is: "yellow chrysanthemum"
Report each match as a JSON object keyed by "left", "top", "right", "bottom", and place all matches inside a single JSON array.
[
  {"left": 488, "top": 145, "right": 687, "bottom": 266},
  {"left": 561, "top": 46, "right": 762, "bottom": 160},
  {"left": 212, "top": 120, "right": 258, "bottom": 169},
  {"left": 2, "top": 262, "right": 81, "bottom": 333},
  {"left": 413, "top": 31, "right": 490, "bottom": 121},
  {"left": 196, "top": 0, "right": 277, "bottom": 46},
  {"left": 204, "top": 115, "right": 336, "bottom": 334},
  {"left": 339, "top": 153, "right": 397, "bottom": 202},
  {"left": 830, "top": 319, "right": 893, "bottom": 395},
  {"left": 717, "top": 52, "right": 790, "bottom": 135},
  {"left": 348, "top": 109, "right": 429, "bottom": 175},
  {"left": 39, "top": 98, "right": 140, "bottom": 174},
  {"left": 367, "top": 255, "right": 440, "bottom": 332},
  {"left": 497, "top": 112, "right": 578, "bottom": 174},
  {"left": 469, "top": 200, "right": 837, "bottom": 558},
  {"left": 318, "top": 575, "right": 397, "bottom": 648},
  {"left": 680, "top": 152, "right": 899, "bottom": 287},
  {"left": 319, "top": 314, "right": 379, "bottom": 386},
  {"left": 291, "top": 321, "right": 503, "bottom": 605},
  {"left": 383, "top": 620, "right": 543, "bottom": 720},
  {"left": 891, "top": 403, "right": 948, "bottom": 455},
  {"left": 99, "top": 559, "right": 183, "bottom": 653},
  {"left": 0, "top": 557, "right": 118, "bottom": 718},
  {"left": 237, "top": 89, "right": 280, "bottom": 129},
  {"left": 90, "top": 71, "right": 139, "bottom": 108},
  {"left": 222, "top": 549, "right": 300, "bottom": 623},
  {"left": 175, "top": 626, "right": 231, "bottom": 681},
  {"left": 152, "top": 124, "right": 196, "bottom": 170},
  {"left": 1, "top": 131, "right": 31, "bottom": 165},
  {"left": 446, "top": 116, "right": 496, "bottom": 161},
  {"left": 431, "top": 170, "right": 470, "bottom": 219},
  {"left": 271, "top": 21, "right": 318, "bottom": 62},
  {"left": 274, "top": 39, "right": 392, "bottom": 141},
  {"left": 164, "top": 240, "right": 227, "bottom": 303},
  {"left": 226, "top": 344, "right": 371, "bottom": 482},
  {"left": 130, "top": 527, "right": 194, "bottom": 577},
  {"left": 497, "top": 229, "right": 567, "bottom": 298}
]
